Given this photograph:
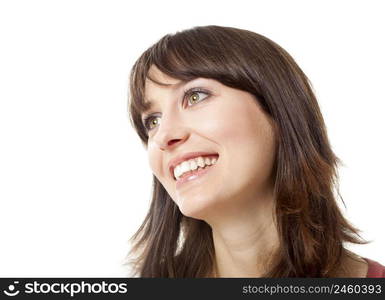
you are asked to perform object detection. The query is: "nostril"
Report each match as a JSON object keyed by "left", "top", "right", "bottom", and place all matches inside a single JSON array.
[{"left": 167, "top": 139, "right": 181, "bottom": 147}]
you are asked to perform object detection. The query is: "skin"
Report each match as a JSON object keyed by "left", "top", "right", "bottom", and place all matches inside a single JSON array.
[{"left": 142, "top": 65, "right": 368, "bottom": 277}]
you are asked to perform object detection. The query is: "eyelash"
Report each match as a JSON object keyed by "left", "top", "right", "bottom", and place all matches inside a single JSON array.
[{"left": 142, "top": 87, "right": 210, "bottom": 132}]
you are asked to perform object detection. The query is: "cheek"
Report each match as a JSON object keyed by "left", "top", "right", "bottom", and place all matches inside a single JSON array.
[
  {"left": 202, "top": 99, "right": 276, "bottom": 183},
  {"left": 147, "top": 144, "right": 175, "bottom": 196},
  {"left": 199, "top": 100, "right": 269, "bottom": 151},
  {"left": 147, "top": 145, "right": 163, "bottom": 179}
]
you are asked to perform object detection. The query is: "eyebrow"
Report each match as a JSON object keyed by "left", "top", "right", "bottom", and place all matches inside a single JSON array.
[{"left": 147, "top": 75, "right": 188, "bottom": 88}]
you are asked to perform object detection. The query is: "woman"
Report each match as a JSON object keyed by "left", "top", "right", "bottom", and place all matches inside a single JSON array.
[{"left": 127, "top": 25, "right": 385, "bottom": 277}]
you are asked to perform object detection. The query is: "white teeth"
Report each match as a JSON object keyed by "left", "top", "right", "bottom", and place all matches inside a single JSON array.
[
  {"left": 173, "top": 156, "right": 218, "bottom": 180},
  {"left": 196, "top": 156, "right": 205, "bottom": 168},
  {"left": 189, "top": 160, "right": 198, "bottom": 170},
  {"left": 180, "top": 161, "right": 190, "bottom": 174},
  {"left": 174, "top": 165, "right": 181, "bottom": 178},
  {"left": 204, "top": 157, "right": 212, "bottom": 166}
]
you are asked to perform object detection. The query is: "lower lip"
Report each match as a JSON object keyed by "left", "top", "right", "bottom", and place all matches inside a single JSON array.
[{"left": 175, "top": 163, "right": 216, "bottom": 189}]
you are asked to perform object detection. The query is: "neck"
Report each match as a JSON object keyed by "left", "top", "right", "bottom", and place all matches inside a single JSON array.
[{"left": 205, "top": 187, "right": 279, "bottom": 277}]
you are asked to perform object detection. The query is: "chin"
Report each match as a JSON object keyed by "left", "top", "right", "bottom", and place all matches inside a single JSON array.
[
  {"left": 175, "top": 193, "right": 225, "bottom": 221},
  {"left": 174, "top": 194, "right": 210, "bottom": 220}
]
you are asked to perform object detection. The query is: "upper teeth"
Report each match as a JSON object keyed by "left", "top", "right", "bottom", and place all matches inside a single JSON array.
[{"left": 173, "top": 156, "right": 218, "bottom": 180}]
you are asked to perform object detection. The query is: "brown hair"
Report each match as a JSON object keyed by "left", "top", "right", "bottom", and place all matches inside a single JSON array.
[{"left": 127, "top": 25, "right": 366, "bottom": 277}]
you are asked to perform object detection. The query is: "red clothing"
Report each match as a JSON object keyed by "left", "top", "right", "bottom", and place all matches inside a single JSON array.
[{"left": 365, "top": 258, "right": 385, "bottom": 278}]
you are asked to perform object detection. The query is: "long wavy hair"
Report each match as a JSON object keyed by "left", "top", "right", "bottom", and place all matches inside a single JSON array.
[{"left": 127, "top": 25, "right": 366, "bottom": 277}]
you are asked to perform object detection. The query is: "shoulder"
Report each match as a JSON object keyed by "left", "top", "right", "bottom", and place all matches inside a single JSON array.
[{"left": 364, "top": 258, "right": 385, "bottom": 278}]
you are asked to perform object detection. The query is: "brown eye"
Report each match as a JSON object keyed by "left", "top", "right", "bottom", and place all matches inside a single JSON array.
[
  {"left": 149, "top": 117, "right": 160, "bottom": 130},
  {"left": 189, "top": 92, "right": 200, "bottom": 104},
  {"left": 144, "top": 116, "right": 161, "bottom": 131},
  {"left": 186, "top": 90, "right": 209, "bottom": 106}
]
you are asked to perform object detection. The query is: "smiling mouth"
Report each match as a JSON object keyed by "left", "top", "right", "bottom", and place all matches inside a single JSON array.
[
  {"left": 172, "top": 154, "right": 219, "bottom": 181},
  {"left": 175, "top": 160, "right": 218, "bottom": 189}
]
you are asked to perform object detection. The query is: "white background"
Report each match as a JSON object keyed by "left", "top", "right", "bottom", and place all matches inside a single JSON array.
[{"left": 0, "top": 0, "right": 384, "bottom": 276}]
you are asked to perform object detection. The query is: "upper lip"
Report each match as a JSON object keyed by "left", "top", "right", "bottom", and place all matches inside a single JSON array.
[{"left": 168, "top": 151, "right": 219, "bottom": 180}]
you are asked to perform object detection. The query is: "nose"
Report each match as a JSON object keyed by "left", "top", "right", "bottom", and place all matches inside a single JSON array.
[{"left": 152, "top": 113, "right": 189, "bottom": 151}]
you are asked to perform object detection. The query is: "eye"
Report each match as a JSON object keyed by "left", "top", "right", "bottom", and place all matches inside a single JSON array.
[
  {"left": 143, "top": 114, "right": 160, "bottom": 131},
  {"left": 185, "top": 88, "right": 210, "bottom": 106},
  {"left": 142, "top": 88, "right": 210, "bottom": 132}
]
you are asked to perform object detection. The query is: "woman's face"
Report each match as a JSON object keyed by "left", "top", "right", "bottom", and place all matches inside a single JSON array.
[{"left": 143, "top": 65, "right": 277, "bottom": 220}]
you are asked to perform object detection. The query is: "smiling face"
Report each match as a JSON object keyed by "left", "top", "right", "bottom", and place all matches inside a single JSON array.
[{"left": 142, "top": 65, "right": 278, "bottom": 220}]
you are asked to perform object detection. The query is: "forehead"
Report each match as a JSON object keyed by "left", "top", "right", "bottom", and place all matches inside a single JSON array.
[
  {"left": 146, "top": 65, "right": 183, "bottom": 87},
  {"left": 142, "top": 66, "right": 186, "bottom": 109},
  {"left": 143, "top": 65, "right": 193, "bottom": 111}
]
